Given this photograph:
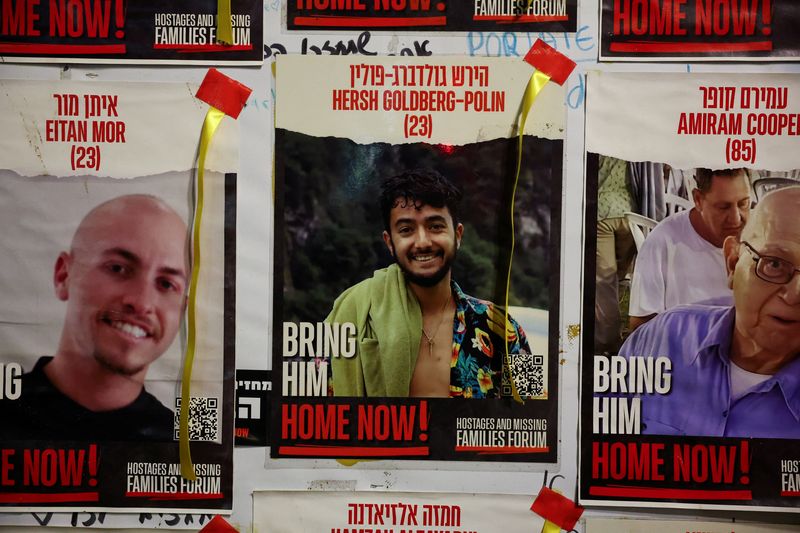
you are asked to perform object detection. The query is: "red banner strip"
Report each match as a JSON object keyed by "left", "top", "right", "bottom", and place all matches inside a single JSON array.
[
  {"left": 589, "top": 486, "right": 753, "bottom": 500},
  {"left": 609, "top": 41, "right": 773, "bottom": 53},
  {"left": 153, "top": 44, "right": 253, "bottom": 52},
  {"left": 0, "top": 43, "right": 126, "bottom": 55},
  {"left": 279, "top": 446, "right": 429, "bottom": 457},
  {"left": 455, "top": 446, "right": 549, "bottom": 454},
  {"left": 473, "top": 15, "right": 568, "bottom": 22},
  {"left": 781, "top": 491, "right": 800, "bottom": 497},
  {"left": 293, "top": 15, "right": 446, "bottom": 27},
  {"left": 125, "top": 492, "right": 224, "bottom": 500},
  {"left": 0, "top": 492, "right": 99, "bottom": 503}
]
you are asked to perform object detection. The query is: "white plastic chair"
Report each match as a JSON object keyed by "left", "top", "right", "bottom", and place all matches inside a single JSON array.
[
  {"left": 664, "top": 193, "right": 693, "bottom": 215},
  {"left": 624, "top": 212, "right": 657, "bottom": 252}
]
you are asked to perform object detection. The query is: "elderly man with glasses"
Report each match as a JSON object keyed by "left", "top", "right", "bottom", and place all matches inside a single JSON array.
[{"left": 610, "top": 186, "right": 800, "bottom": 438}]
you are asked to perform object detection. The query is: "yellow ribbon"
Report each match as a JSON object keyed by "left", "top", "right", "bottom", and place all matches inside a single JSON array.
[
  {"left": 216, "top": 0, "right": 233, "bottom": 44},
  {"left": 504, "top": 69, "right": 551, "bottom": 404},
  {"left": 271, "top": 62, "right": 277, "bottom": 202},
  {"left": 180, "top": 106, "right": 226, "bottom": 480},
  {"left": 541, "top": 520, "right": 561, "bottom": 533}
]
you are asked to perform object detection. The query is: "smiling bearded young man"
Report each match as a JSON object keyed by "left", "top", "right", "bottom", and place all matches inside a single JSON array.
[
  {"left": 0, "top": 194, "right": 189, "bottom": 441},
  {"left": 326, "top": 169, "right": 532, "bottom": 398}
]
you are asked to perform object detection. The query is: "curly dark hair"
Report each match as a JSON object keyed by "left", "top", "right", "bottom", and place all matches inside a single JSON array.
[{"left": 379, "top": 169, "right": 462, "bottom": 232}]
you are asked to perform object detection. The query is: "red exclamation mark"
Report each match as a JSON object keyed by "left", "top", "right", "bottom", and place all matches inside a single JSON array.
[
  {"left": 419, "top": 401, "right": 429, "bottom": 442},
  {"left": 88, "top": 444, "right": 98, "bottom": 487},
  {"left": 739, "top": 441, "right": 750, "bottom": 484},
  {"left": 762, "top": 0, "right": 772, "bottom": 36},
  {"left": 114, "top": 0, "right": 125, "bottom": 39}
]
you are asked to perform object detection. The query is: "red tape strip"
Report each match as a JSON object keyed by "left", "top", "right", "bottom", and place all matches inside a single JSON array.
[
  {"left": 523, "top": 40, "right": 576, "bottom": 86},
  {"left": 530, "top": 487, "right": 584, "bottom": 531},
  {"left": 199, "top": 514, "right": 238, "bottom": 532},
  {"left": 196, "top": 68, "right": 253, "bottom": 119}
]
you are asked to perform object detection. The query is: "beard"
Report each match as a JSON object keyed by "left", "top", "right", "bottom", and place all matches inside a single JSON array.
[{"left": 392, "top": 238, "right": 458, "bottom": 288}]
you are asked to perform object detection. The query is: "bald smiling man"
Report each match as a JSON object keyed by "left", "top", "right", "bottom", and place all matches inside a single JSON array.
[
  {"left": 615, "top": 186, "right": 800, "bottom": 438},
  {"left": 0, "top": 195, "right": 189, "bottom": 441}
]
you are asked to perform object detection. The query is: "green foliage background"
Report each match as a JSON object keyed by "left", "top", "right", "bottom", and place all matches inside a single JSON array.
[{"left": 277, "top": 131, "right": 559, "bottom": 323}]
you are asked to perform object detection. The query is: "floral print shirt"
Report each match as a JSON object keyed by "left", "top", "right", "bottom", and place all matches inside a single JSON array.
[{"left": 449, "top": 281, "right": 531, "bottom": 398}]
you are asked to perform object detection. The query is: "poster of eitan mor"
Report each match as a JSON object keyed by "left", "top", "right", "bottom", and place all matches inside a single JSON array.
[
  {"left": 273, "top": 55, "right": 565, "bottom": 463},
  {"left": 581, "top": 71, "right": 800, "bottom": 511},
  {"left": 600, "top": 0, "right": 800, "bottom": 61},
  {"left": 0, "top": 79, "right": 237, "bottom": 512},
  {"left": 0, "top": 0, "right": 262, "bottom": 64}
]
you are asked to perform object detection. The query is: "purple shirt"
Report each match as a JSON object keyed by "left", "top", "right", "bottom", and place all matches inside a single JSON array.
[{"left": 618, "top": 305, "right": 800, "bottom": 438}]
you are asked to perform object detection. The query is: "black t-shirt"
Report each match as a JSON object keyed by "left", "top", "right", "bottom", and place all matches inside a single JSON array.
[{"left": 0, "top": 357, "right": 174, "bottom": 441}]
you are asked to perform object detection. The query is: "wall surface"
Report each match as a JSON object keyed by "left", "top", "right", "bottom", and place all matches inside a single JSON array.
[{"left": 1, "top": 0, "right": 799, "bottom": 530}]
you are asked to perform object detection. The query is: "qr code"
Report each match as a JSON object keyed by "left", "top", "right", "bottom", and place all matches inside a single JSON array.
[
  {"left": 502, "top": 354, "right": 545, "bottom": 399},
  {"left": 174, "top": 397, "right": 219, "bottom": 441}
]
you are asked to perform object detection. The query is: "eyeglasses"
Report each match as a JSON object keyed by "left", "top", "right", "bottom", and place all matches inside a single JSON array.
[{"left": 741, "top": 241, "right": 800, "bottom": 285}]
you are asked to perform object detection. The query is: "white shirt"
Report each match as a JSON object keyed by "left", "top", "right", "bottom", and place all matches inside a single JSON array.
[
  {"left": 730, "top": 361, "right": 771, "bottom": 400},
  {"left": 629, "top": 209, "right": 733, "bottom": 317}
]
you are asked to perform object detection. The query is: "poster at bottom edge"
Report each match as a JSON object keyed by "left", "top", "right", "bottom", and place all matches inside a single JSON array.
[
  {"left": 585, "top": 518, "right": 800, "bottom": 533},
  {"left": 254, "top": 490, "right": 547, "bottom": 533}
]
